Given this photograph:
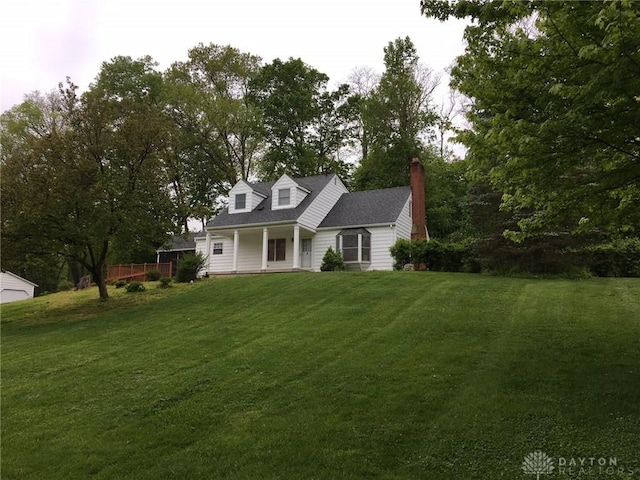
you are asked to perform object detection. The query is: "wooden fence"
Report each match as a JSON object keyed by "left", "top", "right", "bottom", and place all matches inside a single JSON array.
[{"left": 107, "top": 263, "right": 173, "bottom": 282}]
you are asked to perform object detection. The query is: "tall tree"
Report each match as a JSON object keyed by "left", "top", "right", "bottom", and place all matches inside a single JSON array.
[
  {"left": 249, "top": 58, "right": 351, "bottom": 180},
  {"left": 354, "top": 37, "right": 440, "bottom": 190},
  {"left": 0, "top": 91, "right": 71, "bottom": 291},
  {"left": 1, "top": 56, "right": 174, "bottom": 300},
  {"left": 421, "top": 0, "right": 640, "bottom": 239},
  {"left": 164, "top": 44, "right": 264, "bottom": 230},
  {"left": 344, "top": 66, "right": 380, "bottom": 163}
]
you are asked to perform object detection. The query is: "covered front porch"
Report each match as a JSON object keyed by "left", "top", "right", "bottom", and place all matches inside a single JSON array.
[{"left": 205, "top": 223, "right": 315, "bottom": 274}]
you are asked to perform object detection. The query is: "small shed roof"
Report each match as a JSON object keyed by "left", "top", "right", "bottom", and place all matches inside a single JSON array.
[
  {"left": 157, "top": 232, "right": 199, "bottom": 252},
  {"left": 0, "top": 271, "right": 38, "bottom": 287}
]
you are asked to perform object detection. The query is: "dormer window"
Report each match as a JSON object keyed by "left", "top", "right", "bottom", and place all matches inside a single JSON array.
[
  {"left": 235, "top": 193, "right": 246, "bottom": 210},
  {"left": 271, "top": 174, "right": 309, "bottom": 210},
  {"left": 278, "top": 188, "right": 290, "bottom": 206}
]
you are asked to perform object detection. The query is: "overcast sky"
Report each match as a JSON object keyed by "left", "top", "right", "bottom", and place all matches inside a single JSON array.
[{"left": 0, "top": 0, "right": 468, "bottom": 113}]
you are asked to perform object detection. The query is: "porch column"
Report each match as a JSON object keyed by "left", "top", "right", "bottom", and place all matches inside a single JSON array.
[
  {"left": 357, "top": 233, "right": 363, "bottom": 263},
  {"left": 293, "top": 224, "right": 300, "bottom": 269},
  {"left": 232, "top": 229, "right": 239, "bottom": 273},
  {"left": 261, "top": 228, "right": 269, "bottom": 271}
]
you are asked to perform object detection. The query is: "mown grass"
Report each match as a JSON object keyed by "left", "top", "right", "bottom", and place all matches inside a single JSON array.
[{"left": 2, "top": 272, "right": 639, "bottom": 479}]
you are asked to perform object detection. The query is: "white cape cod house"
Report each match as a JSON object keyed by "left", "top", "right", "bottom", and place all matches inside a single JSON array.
[{"left": 195, "top": 159, "right": 427, "bottom": 274}]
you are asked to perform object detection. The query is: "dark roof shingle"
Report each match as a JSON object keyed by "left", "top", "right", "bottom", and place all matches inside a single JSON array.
[
  {"left": 207, "top": 174, "right": 336, "bottom": 229},
  {"left": 158, "top": 232, "right": 198, "bottom": 251},
  {"left": 318, "top": 186, "right": 411, "bottom": 228}
]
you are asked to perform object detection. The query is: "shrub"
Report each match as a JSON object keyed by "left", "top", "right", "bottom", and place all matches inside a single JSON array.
[
  {"left": 586, "top": 238, "right": 640, "bottom": 277},
  {"left": 57, "top": 279, "right": 74, "bottom": 292},
  {"left": 390, "top": 238, "right": 476, "bottom": 272},
  {"left": 389, "top": 239, "right": 413, "bottom": 270},
  {"left": 175, "top": 252, "right": 207, "bottom": 283},
  {"left": 114, "top": 280, "right": 127, "bottom": 289},
  {"left": 125, "top": 281, "right": 146, "bottom": 293},
  {"left": 320, "top": 247, "right": 345, "bottom": 271},
  {"left": 158, "top": 277, "right": 172, "bottom": 289},
  {"left": 145, "top": 269, "right": 161, "bottom": 281}
]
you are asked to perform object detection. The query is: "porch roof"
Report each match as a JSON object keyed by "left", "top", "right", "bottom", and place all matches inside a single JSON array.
[{"left": 157, "top": 232, "right": 199, "bottom": 252}]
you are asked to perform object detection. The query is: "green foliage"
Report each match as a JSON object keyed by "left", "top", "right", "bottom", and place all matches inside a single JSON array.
[
  {"left": 125, "top": 281, "right": 146, "bottom": 293},
  {"left": 585, "top": 238, "right": 640, "bottom": 278},
  {"left": 0, "top": 57, "right": 175, "bottom": 300},
  {"left": 158, "top": 277, "right": 173, "bottom": 289},
  {"left": 145, "top": 269, "right": 161, "bottom": 281},
  {"left": 163, "top": 44, "right": 264, "bottom": 228},
  {"left": 390, "top": 238, "right": 476, "bottom": 272},
  {"left": 114, "top": 280, "right": 127, "bottom": 289},
  {"left": 389, "top": 239, "right": 413, "bottom": 270},
  {"left": 422, "top": 152, "right": 471, "bottom": 239},
  {"left": 249, "top": 58, "right": 351, "bottom": 179},
  {"left": 414, "top": 238, "right": 475, "bottom": 272},
  {"left": 57, "top": 279, "right": 74, "bottom": 292},
  {"left": 320, "top": 247, "right": 345, "bottom": 271},
  {"left": 354, "top": 37, "right": 439, "bottom": 190},
  {"left": 175, "top": 252, "right": 207, "bottom": 282},
  {"left": 421, "top": 1, "right": 640, "bottom": 238}
]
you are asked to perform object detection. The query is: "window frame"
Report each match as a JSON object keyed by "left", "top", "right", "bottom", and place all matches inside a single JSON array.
[
  {"left": 212, "top": 242, "right": 223, "bottom": 255},
  {"left": 278, "top": 188, "right": 291, "bottom": 206},
  {"left": 267, "top": 238, "right": 286, "bottom": 262},
  {"left": 336, "top": 228, "right": 371, "bottom": 264},
  {"left": 235, "top": 193, "right": 246, "bottom": 210}
]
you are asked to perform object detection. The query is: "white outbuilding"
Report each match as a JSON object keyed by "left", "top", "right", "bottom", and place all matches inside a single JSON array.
[{"left": 0, "top": 271, "right": 38, "bottom": 304}]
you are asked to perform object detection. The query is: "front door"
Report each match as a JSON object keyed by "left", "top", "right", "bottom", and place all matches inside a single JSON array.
[{"left": 301, "top": 238, "right": 312, "bottom": 268}]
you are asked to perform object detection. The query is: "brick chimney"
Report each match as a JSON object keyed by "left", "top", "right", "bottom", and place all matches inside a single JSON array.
[{"left": 410, "top": 156, "right": 428, "bottom": 240}]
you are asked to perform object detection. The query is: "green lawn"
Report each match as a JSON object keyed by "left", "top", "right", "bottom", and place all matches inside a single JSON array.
[{"left": 2, "top": 272, "right": 639, "bottom": 479}]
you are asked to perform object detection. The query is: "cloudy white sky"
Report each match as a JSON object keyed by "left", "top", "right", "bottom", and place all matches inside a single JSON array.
[{"left": 0, "top": 0, "right": 468, "bottom": 113}]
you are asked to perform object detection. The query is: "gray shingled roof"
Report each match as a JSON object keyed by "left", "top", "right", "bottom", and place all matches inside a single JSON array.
[
  {"left": 207, "top": 174, "right": 337, "bottom": 229},
  {"left": 318, "top": 186, "right": 411, "bottom": 228},
  {"left": 158, "top": 232, "right": 198, "bottom": 252}
]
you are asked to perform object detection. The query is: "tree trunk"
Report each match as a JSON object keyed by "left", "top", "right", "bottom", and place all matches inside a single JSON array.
[
  {"left": 86, "top": 242, "right": 110, "bottom": 301},
  {"left": 68, "top": 257, "right": 82, "bottom": 287},
  {"left": 94, "top": 263, "right": 109, "bottom": 300}
]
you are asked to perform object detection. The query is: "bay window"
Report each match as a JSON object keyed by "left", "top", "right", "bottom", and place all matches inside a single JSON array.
[{"left": 336, "top": 228, "right": 371, "bottom": 263}]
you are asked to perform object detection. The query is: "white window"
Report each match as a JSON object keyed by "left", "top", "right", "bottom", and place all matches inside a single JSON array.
[
  {"left": 235, "top": 193, "right": 246, "bottom": 210},
  {"left": 336, "top": 229, "right": 371, "bottom": 262},
  {"left": 278, "top": 188, "right": 290, "bottom": 206},
  {"left": 212, "top": 243, "right": 223, "bottom": 255}
]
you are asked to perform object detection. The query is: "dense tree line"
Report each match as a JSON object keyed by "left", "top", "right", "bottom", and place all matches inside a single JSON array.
[{"left": 418, "top": 0, "right": 639, "bottom": 275}]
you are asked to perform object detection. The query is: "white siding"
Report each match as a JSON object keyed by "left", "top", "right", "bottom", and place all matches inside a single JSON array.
[
  {"left": 0, "top": 272, "right": 37, "bottom": 303},
  {"left": 366, "top": 226, "right": 397, "bottom": 270},
  {"left": 228, "top": 181, "right": 265, "bottom": 213},
  {"left": 298, "top": 175, "right": 349, "bottom": 230},
  {"left": 196, "top": 236, "right": 234, "bottom": 273},
  {"left": 271, "top": 174, "right": 309, "bottom": 210},
  {"left": 395, "top": 196, "right": 412, "bottom": 241},
  {"left": 313, "top": 225, "right": 401, "bottom": 271},
  {"left": 295, "top": 186, "right": 310, "bottom": 205},
  {"left": 312, "top": 230, "right": 339, "bottom": 271},
  {"left": 235, "top": 233, "right": 296, "bottom": 271},
  {"left": 236, "top": 234, "right": 263, "bottom": 271}
]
